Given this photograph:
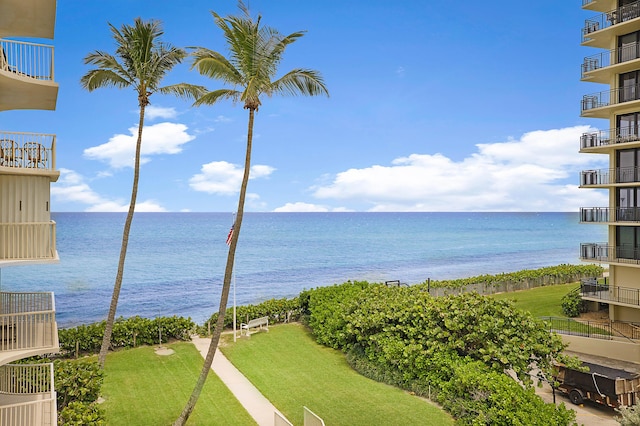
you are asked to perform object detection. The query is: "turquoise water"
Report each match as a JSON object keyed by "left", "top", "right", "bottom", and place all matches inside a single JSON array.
[{"left": 0, "top": 212, "right": 607, "bottom": 327}]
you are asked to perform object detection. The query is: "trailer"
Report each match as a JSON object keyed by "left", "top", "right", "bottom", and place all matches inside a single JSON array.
[{"left": 555, "top": 361, "right": 640, "bottom": 408}]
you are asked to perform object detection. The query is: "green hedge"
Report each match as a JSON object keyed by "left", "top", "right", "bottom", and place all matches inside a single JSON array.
[
  {"left": 199, "top": 297, "right": 302, "bottom": 335},
  {"left": 59, "top": 316, "right": 195, "bottom": 357},
  {"left": 304, "top": 282, "right": 578, "bottom": 425},
  {"left": 420, "top": 264, "right": 604, "bottom": 289}
]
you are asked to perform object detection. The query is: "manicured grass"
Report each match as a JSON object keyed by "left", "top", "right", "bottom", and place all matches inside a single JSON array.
[
  {"left": 221, "top": 323, "right": 453, "bottom": 426},
  {"left": 101, "top": 342, "right": 255, "bottom": 425},
  {"left": 490, "top": 282, "right": 578, "bottom": 317}
]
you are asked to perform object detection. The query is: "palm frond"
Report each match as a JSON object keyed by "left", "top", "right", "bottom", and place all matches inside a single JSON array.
[
  {"left": 80, "top": 68, "right": 131, "bottom": 91},
  {"left": 270, "top": 69, "right": 329, "bottom": 98},
  {"left": 158, "top": 83, "right": 208, "bottom": 101},
  {"left": 191, "top": 48, "right": 243, "bottom": 84},
  {"left": 193, "top": 88, "right": 243, "bottom": 107}
]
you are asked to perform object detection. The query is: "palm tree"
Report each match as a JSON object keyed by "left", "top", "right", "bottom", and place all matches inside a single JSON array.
[
  {"left": 174, "top": 3, "right": 328, "bottom": 424},
  {"left": 81, "top": 18, "right": 206, "bottom": 368}
]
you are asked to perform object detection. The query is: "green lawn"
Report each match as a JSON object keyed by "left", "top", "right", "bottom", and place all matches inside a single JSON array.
[
  {"left": 101, "top": 342, "right": 255, "bottom": 426},
  {"left": 490, "top": 282, "right": 577, "bottom": 317},
  {"left": 221, "top": 323, "right": 453, "bottom": 426}
]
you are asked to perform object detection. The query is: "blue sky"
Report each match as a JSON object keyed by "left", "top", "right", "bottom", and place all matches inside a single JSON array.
[{"left": 4, "top": 0, "right": 610, "bottom": 212}]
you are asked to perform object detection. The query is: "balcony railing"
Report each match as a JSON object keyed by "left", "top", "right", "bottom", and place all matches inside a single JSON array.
[
  {"left": 579, "top": 242, "right": 640, "bottom": 265},
  {"left": 581, "top": 42, "right": 640, "bottom": 78},
  {"left": 0, "top": 132, "right": 56, "bottom": 171},
  {"left": 583, "top": 0, "right": 595, "bottom": 6},
  {"left": 0, "top": 363, "right": 56, "bottom": 426},
  {"left": 580, "top": 166, "right": 640, "bottom": 185},
  {"left": 0, "top": 39, "right": 54, "bottom": 81},
  {"left": 582, "top": 0, "right": 640, "bottom": 43},
  {"left": 580, "top": 282, "right": 640, "bottom": 312},
  {"left": 581, "top": 84, "right": 640, "bottom": 114},
  {"left": 580, "top": 207, "right": 640, "bottom": 222},
  {"left": 0, "top": 222, "right": 57, "bottom": 262},
  {"left": 0, "top": 292, "right": 57, "bottom": 354},
  {"left": 580, "top": 127, "right": 640, "bottom": 149},
  {"left": 542, "top": 316, "right": 640, "bottom": 341}
]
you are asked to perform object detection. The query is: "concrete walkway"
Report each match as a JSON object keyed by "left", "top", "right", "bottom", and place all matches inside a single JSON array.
[{"left": 191, "top": 336, "right": 289, "bottom": 426}]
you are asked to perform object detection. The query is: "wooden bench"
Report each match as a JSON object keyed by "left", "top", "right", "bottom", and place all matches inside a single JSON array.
[{"left": 240, "top": 316, "right": 269, "bottom": 336}]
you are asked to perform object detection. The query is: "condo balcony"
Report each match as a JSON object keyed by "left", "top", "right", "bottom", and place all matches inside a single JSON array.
[
  {"left": 0, "top": 222, "right": 58, "bottom": 264},
  {"left": 581, "top": 42, "right": 640, "bottom": 83},
  {"left": 0, "top": 363, "right": 57, "bottom": 426},
  {"left": 0, "top": 0, "right": 56, "bottom": 39},
  {"left": 580, "top": 127, "right": 640, "bottom": 152},
  {"left": 0, "top": 292, "right": 58, "bottom": 365},
  {"left": 581, "top": 84, "right": 640, "bottom": 118},
  {"left": 578, "top": 166, "right": 640, "bottom": 186},
  {"left": 0, "top": 38, "right": 57, "bottom": 111},
  {"left": 583, "top": 0, "right": 616, "bottom": 13},
  {"left": 579, "top": 207, "right": 640, "bottom": 223},
  {"left": 0, "top": 132, "right": 58, "bottom": 176},
  {"left": 582, "top": 0, "right": 640, "bottom": 47},
  {"left": 581, "top": 281, "right": 640, "bottom": 311},
  {"left": 580, "top": 242, "right": 640, "bottom": 267}
]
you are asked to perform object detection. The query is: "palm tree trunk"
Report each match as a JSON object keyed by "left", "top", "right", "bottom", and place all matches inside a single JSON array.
[
  {"left": 174, "top": 108, "right": 255, "bottom": 425},
  {"left": 97, "top": 104, "right": 146, "bottom": 368}
]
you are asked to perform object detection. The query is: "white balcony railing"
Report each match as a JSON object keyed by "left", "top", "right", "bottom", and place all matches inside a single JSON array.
[
  {"left": 0, "top": 363, "right": 57, "bottom": 426},
  {"left": 0, "top": 132, "right": 56, "bottom": 171},
  {"left": 0, "top": 39, "right": 54, "bottom": 81},
  {"left": 0, "top": 222, "right": 57, "bottom": 262},
  {"left": 0, "top": 292, "right": 57, "bottom": 354}
]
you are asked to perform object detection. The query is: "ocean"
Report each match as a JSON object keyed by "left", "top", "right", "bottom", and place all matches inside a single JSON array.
[{"left": 0, "top": 212, "right": 607, "bottom": 328}]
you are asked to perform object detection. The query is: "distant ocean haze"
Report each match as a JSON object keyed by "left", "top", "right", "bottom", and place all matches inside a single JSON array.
[{"left": 0, "top": 212, "right": 607, "bottom": 328}]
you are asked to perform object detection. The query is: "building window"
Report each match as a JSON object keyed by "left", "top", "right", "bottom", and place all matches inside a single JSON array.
[
  {"left": 619, "top": 70, "right": 640, "bottom": 103},
  {"left": 618, "top": 187, "right": 640, "bottom": 220},
  {"left": 619, "top": 31, "right": 640, "bottom": 63},
  {"left": 617, "top": 148, "right": 640, "bottom": 182},
  {"left": 617, "top": 226, "right": 640, "bottom": 259},
  {"left": 617, "top": 112, "right": 640, "bottom": 139}
]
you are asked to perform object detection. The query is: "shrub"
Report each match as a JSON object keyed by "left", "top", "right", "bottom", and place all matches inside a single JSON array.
[
  {"left": 58, "top": 401, "right": 105, "bottom": 426},
  {"left": 54, "top": 359, "right": 103, "bottom": 410},
  {"left": 561, "top": 288, "right": 586, "bottom": 317},
  {"left": 616, "top": 402, "right": 640, "bottom": 425}
]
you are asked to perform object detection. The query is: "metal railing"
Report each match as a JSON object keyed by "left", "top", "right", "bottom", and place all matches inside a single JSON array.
[
  {"left": 582, "top": 42, "right": 640, "bottom": 78},
  {"left": 580, "top": 242, "right": 640, "bottom": 265},
  {"left": 0, "top": 363, "right": 56, "bottom": 426},
  {"left": 581, "top": 83, "right": 640, "bottom": 113},
  {"left": 580, "top": 127, "right": 640, "bottom": 149},
  {"left": 583, "top": 0, "right": 595, "bottom": 6},
  {"left": 580, "top": 166, "right": 640, "bottom": 186},
  {"left": 0, "top": 222, "right": 57, "bottom": 261},
  {"left": 580, "top": 207, "right": 640, "bottom": 222},
  {"left": 0, "top": 292, "right": 57, "bottom": 353},
  {"left": 580, "top": 282, "right": 640, "bottom": 310},
  {"left": 542, "top": 316, "right": 640, "bottom": 341},
  {"left": 0, "top": 132, "right": 56, "bottom": 171},
  {"left": 0, "top": 39, "right": 54, "bottom": 81},
  {"left": 582, "top": 0, "right": 640, "bottom": 43}
]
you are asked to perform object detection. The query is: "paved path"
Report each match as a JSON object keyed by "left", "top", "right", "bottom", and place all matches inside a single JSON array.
[
  {"left": 191, "top": 336, "right": 289, "bottom": 426},
  {"left": 535, "top": 380, "right": 618, "bottom": 426}
]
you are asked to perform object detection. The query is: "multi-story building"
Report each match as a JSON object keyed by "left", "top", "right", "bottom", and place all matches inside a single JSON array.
[
  {"left": 0, "top": 0, "right": 60, "bottom": 424},
  {"left": 578, "top": 0, "right": 640, "bottom": 362}
]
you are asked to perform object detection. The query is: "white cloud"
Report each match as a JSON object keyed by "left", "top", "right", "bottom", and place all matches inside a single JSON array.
[
  {"left": 52, "top": 169, "right": 167, "bottom": 212},
  {"left": 214, "top": 115, "right": 232, "bottom": 123},
  {"left": 84, "top": 122, "right": 195, "bottom": 168},
  {"left": 273, "top": 202, "right": 353, "bottom": 212},
  {"left": 189, "top": 161, "right": 276, "bottom": 195},
  {"left": 145, "top": 106, "right": 178, "bottom": 120},
  {"left": 274, "top": 202, "right": 329, "bottom": 212},
  {"left": 312, "top": 126, "right": 609, "bottom": 212}
]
